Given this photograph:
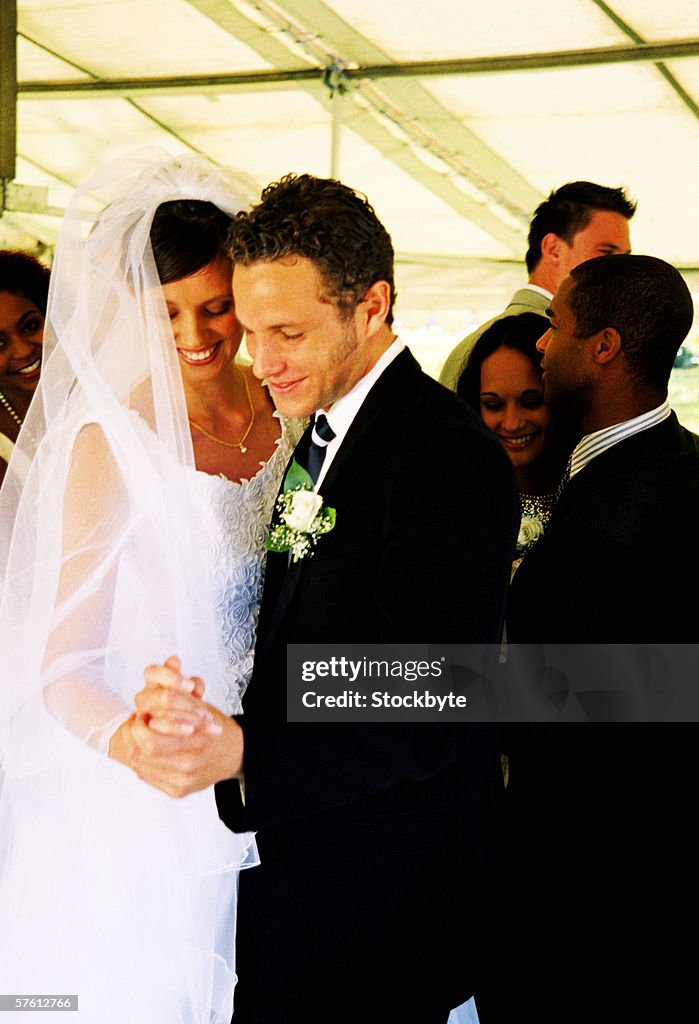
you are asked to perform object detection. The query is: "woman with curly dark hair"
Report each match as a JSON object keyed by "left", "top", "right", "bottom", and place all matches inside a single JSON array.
[{"left": 0, "top": 249, "right": 50, "bottom": 484}]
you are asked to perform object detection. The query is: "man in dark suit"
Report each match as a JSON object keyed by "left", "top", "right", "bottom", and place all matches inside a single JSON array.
[
  {"left": 475, "top": 254, "right": 699, "bottom": 1024},
  {"left": 134, "top": 174, "right": 520, "bottom": 1023}
]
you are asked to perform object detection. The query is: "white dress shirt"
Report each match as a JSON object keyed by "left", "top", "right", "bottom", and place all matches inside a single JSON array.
[
  {"left": 522, "top": 283, "right": 553, "bottom": 302},
  {"left": 314, "top": 336, "right": 405, "bottom": 490}
]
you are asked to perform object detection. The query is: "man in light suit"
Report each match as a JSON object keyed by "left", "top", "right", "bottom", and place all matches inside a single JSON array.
[
  {"left": 134, "top": 174, "right": 520, "bottom": 1023},
  {"left": 439, "top": 181, "right": 636, "bottom": 391},
  {"left": 475, "top": 254, "right": 699, "bottom": 1023}
]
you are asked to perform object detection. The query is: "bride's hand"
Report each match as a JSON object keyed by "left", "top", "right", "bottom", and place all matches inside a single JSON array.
[
  {"left": 107, "top": 649, "right": 215, "bottom": 765},
  {"left": 110, "top": 662, "right": 243, "bottom": 796},
  {"left": 107, "top": 655, "right": 245, "bottom": 797},
  {"left": 136, "top": 655, "right": 215, "bottom": 737},
  {"left": 107, "top": 713, "right": 138, "bottom": 765}
]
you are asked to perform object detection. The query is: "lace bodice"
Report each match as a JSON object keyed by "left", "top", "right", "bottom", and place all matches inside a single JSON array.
[{"left": 188, "top": 416, "right": 300, "bottom": 713}]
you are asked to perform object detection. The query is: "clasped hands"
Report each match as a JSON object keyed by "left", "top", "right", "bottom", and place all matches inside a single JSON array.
[{"left": 109, "top": 655, "right": 243, "bottom": 798}]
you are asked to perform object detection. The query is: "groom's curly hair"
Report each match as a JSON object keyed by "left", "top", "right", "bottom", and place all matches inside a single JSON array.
[{"left": 227, "top": 173, "right": 396, "bottom": 325}]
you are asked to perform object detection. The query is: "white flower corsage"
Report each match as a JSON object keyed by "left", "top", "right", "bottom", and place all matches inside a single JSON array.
[
  {"left": 266, "top": 459, "right": 336, "bottom": 562},
  {"left": 516, "top": 514, "right": 545, "bottom": 553}
]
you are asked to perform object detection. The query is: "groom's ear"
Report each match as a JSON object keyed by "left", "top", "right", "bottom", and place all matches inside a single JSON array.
[{"left": 360, "top": 280, "right": 392, "bottom": 338}]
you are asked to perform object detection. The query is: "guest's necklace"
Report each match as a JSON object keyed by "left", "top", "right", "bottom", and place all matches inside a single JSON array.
[
  {"left": 188, "top": 366, "right": 255, "bottom": 453},
  {"left": 519, "top": 491, "right": 558, "bottom": 518},
  {"left": 0, "top": 387, "right": 38, "bottom": 448},
  {"left": 0, "top": 388, "right": 26, "bottom": 432}
]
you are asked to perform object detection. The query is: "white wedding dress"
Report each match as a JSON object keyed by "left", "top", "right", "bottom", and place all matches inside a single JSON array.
[
  {"left": 190, "top": 419, "right": 296, "bottom": 711},
  {"left": 0, "top": 147, "right": 300, "bottom": 1024},
  {"left": 0, "top": 414, "right": 298, "bottom": 1023}
]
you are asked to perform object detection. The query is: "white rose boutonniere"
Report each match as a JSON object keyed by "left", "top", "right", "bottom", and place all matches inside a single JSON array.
[
  {"left": 516, "top": 514, "right": 545, "bottom": 553},
  {"left": 266, "top": 459, "right": 336, "bottom": 562},
  {"left": 282, "top": 489, "right": 323, "bottom": 532}
]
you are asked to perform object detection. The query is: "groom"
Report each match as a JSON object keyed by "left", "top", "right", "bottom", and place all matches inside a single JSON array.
[{"left": 135, "top": 174, "right": 519, "bottom": 1023}]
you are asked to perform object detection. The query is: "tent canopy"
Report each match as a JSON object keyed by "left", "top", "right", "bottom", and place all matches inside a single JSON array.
[{"left": 2, "top": 0, "right": 698, "bottom": 353}]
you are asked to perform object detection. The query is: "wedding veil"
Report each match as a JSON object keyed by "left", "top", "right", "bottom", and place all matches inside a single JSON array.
[{"left": 0, "top": 149, "right": 258, "bottom": 1022}]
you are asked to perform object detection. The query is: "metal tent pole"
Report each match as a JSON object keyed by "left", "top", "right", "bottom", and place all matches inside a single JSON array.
[
  {"left": 323, "top": 62, "right": 348, "bottom": 179},
  {"left": 0, "top": 0, "right": 17, "bottom": 212}
]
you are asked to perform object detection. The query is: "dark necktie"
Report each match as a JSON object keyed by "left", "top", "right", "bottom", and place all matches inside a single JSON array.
[{"left": 303, "top": 413, "right": 336, "bottom": 485}]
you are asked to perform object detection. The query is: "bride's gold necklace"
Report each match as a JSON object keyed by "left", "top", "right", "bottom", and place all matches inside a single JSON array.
[{"left": 188, "top": 366, "right": 255, "bottom": 453}]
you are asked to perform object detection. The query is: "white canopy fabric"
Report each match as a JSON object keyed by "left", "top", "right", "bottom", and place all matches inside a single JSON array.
[{"left": 2, "top": 0, "right": 698, "bottom": 361}]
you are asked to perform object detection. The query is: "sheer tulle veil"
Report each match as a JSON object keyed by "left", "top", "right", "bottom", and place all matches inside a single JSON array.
[{"left": 0, "top": 149, "right": 259, "bottom": 1022}]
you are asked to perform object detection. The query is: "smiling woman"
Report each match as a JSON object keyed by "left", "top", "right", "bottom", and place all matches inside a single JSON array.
[
  {"left": 0, "top": 250, "right": 50, "bottom": 485},
  {"left": 147, "top": 198, "right": 283, "bottom": 482},
  {"left": 457, "top": 312, "right": 578, "bottom": 563}
]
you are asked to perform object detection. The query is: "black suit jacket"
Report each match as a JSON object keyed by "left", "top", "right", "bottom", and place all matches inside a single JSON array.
[
  {"left": 216, "top": 349, "right": 520, "bottom": 1023},
  {"left": 476, "top": 413, "right": 699, "bottom": 1024},
  {"left": 509, "top": 411, "right": 699, "bottom": 640}
]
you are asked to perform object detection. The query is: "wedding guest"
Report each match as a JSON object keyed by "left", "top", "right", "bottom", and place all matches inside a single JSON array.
[
  {"left": 0, "top": 249, "right": 50, "bottom": 484},
  {"left": 475, "top": 254, "right": 699, "bottom": 1024},
  {"left": 456, "top": 311, "right": 577, "bottom": 565},
  {"left": 439, "top": 181, "right": 636, "bottom": 390},
  {"left": 0, "top": 151, "right": 301, "bottom": 1023}
]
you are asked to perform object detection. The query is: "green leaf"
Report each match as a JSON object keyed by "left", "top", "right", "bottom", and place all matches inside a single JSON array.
[
  {"left": 265, "top": 534, "right": 291, "bottom": 553},
  {"left": 283, "top": 458, "right": 314, "bottom": 493},
  {"left": 319, "top": 506, "right": 336, "bottom": 532}
]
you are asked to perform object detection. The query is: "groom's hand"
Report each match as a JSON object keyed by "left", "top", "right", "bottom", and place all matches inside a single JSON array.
[{"left": 116, "top": 656, "right": 245, "bottom": 798}]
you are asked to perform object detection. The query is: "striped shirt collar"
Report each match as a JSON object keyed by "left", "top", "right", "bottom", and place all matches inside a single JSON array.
[{"left": 568, "top": 400, "right": 672, "bottom": 479}]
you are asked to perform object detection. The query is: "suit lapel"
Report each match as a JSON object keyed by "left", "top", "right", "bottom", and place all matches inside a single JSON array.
[
  {"left": 256, "top": 348, "right": 423, "bottom": 657},
  {"left": 312, "top": 348, "right": 423, "bottom": 496}
]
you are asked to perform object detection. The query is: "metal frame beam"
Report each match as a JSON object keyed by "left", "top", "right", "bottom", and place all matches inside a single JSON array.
[
  {"left": 17, "top": 38, "right": 699, "bottom": 98},
  {"left": 589, "top": 1, "right": 699, "bottom": 123}
]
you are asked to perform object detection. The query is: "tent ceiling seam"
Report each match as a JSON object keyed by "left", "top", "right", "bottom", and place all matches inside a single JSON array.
[{"left": 587, "top": 0, "right": 699, "bottom": 123}]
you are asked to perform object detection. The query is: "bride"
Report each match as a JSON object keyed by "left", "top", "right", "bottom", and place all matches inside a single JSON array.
[{"left": 0, "top": 150, "right": 300, "bottom": 1021}]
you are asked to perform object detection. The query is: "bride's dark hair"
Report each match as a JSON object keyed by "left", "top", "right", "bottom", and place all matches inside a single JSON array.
[{"left": 149, "top": 199, "right": 232, "bottom": 285}]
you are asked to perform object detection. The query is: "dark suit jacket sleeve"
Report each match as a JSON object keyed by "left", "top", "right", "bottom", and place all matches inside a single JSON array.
[{"left": 217, "top": 370, "right": 520, "bottom": 830}]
